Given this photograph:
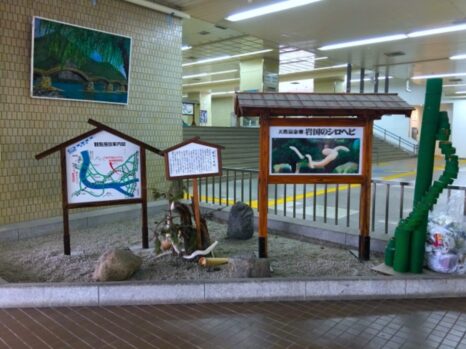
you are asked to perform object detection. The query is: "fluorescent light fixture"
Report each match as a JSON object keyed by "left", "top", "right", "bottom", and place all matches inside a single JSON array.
[
  {"left": 182, "top": 49, "right": 273, "bottom": 67},
  {"left": 408, "top": 23, "right": 466, "bottom": 38},
  {"left": 181, "top": 45, "right": 192, "bottom": 51},
  {"left": 315, "top": 56, "right": 328, "bottom": 61},
  {"left": 455, "top": 90, "right": 466, "bottom": 94},
  {"left": 411, "top": 72, "right": 466, "bottom": 80},
  {"left": 182, "top": 69, "right": 238, "bottom": 79},
  {"left": 226, "top": 0, "right": 322, "bottom": 22},
  {"left": 234, "top": 49, "right": 273, "bottom": 58},
  {"left": 182, "top": 78, "right": 239, "bottom": 87},
  {"left": 182, "top": 55, "right": 231, "bottom": 67},
  {"left": 350, "top": 76, "right": 393, "bottom": 83},
  {"left": 279, "top": 63, "right": 347, "bottom": 75},
  {"left": 450, "top": 54, "right": 466, "bottom": 60},
  {"left": 319, "top": 34, "right": 407, "bottom": 51},
  {"left": 211, "top": 91, "right": 235, "bottom": 96},
  {"left": 444, "top": 83, "right": 466, "bottom": 87}
]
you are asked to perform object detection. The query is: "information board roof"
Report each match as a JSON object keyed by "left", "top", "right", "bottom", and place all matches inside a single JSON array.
[
  {"left": 162, "top": 137, "right": 225, "bottom": 154},
  {"left": 36, "top": 119, "right": 162, "bottom": 159},
  {"left": 235, "top": 93, "right": 414, "bottom": 119}
]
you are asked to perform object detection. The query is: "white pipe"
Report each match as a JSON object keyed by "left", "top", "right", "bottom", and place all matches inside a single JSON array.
[{"left": 122, "top": 0, "right": 190, "bottom": 19}]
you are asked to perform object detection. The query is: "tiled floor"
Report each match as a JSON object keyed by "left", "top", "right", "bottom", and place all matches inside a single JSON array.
[{"left": 1, "top": 298, "right": 466, "bottom": 348}]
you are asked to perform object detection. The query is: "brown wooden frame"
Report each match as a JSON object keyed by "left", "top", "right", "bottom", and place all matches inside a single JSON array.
[
  {"left": 162, "top": 137, "right": 224, "bottom": 181},
  {"left": 235, "top": 92, "right": 413, "bottom": 261},
  {"left": 162, "top": 137, "right": 224, "bottom": 249},
  {"left": 258, "top": 115, "right": 373, "bottom": 260},
  {"left": 36, "top": 119, "right": 162, "bottom": 255}
]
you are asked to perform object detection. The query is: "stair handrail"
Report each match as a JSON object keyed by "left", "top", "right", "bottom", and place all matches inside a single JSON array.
[{"left": 373, "top": 124, "right": 418, "bottom": 154}]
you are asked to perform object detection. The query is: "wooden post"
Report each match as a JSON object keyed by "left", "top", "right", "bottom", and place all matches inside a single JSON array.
[
  {"left": 192, "top": 178, "right": 202, "bottom": 250},
  {"left": 258, "top": 115, "right": 270, "bottom": 258},
  {"left": 140, "top": 148, "right": 148, "bottom": 249},
  {"left": 60, "top": 149, "right": 71, "bottom": 255},
  {"left": 359, "top": 118, "right": 374, "bottom": 260}
]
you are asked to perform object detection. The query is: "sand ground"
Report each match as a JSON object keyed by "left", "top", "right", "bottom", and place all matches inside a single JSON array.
[{"left": 0, "top": 214, "right": 384, "bottom": 283}]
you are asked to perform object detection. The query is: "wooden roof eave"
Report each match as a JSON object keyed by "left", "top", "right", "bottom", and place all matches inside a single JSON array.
[
  {"left": 236, "top": 107, "right": 413, "bottom": 119},
  {"left": 36, "top": 119, "right": 163, "bottom": 160},
  {"left": 162, "top": 137, "right": 225, "bottom": 155}
]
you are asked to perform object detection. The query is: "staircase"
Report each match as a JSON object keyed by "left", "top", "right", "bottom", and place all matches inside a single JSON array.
[
  {"left": 372, "top": 136, "right": 416, "bottom": 163},
  {"left": 183, "top": 126, "right": 416, "bottom": 169},
  {"left": 183, "top": 127, "right": 260, "bottom": 169}
]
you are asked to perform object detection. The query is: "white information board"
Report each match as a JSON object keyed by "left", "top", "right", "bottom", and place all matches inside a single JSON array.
[
  {"left": 269, "top": 126, "right": 364, "bottom": 175},
  {"left": 66, "top": 130, "right": 141, "bottom": 203},
  {"left": 166, "top": 142, "right": 219, "bottom": 179}
]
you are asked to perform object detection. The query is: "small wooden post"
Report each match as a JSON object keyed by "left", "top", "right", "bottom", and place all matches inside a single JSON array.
[
  {"left": 359, "top": 118, "right": 374, "bottom": 260},
  {"left": 192, "top": 178, "right": 202, "bottom": 250},
  {"left": 258, "top": 115, "right": 270, "bottom": 258},
  {"left": 141, "top": 148, "right": 148, "bottom": 249},
  {"left": 60, "top": 149, "right": 71, "bottom": 255}
]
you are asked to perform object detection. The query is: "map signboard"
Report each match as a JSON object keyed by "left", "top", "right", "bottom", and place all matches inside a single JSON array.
[
  {"left": 66, "top": 130, "right": 141, "bottom": 203},
  {"left": 165, "top": 142, "right": 221, "bottom": 180},
  {"left": 270, "top": 126, "right": 364, "bottom": 176}
]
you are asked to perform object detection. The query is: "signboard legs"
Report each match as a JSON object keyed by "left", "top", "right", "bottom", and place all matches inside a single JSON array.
[
  {"left": 258, "top": 116, "right": 270, "bottom": 258},
  {"left": 358, "top": 119, "right": 374, "bottom": 260},
  {"left": 192, "top": 178, "right": 203, "bottom": 250},
  {"left": 141, "top": 149, "right": 149, "bottom": 249},
  {"left": 60, "top": 149, "right": 71, "bottom": 255}
]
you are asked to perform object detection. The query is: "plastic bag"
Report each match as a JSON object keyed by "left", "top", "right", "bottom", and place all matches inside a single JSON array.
[{"left": 426, "top": 189, "right": 466, "bottom": 274}]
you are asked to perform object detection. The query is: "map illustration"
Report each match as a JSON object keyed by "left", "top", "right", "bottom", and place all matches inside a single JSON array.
[{"left": 66, "top": 131, "right": 141, "bottom": 203}]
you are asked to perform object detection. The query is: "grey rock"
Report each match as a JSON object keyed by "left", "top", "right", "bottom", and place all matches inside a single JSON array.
[
  {"left": 227, "top": 254, "right": 271, "bottom": 278},
  {"left": 92, "top": 248, "right": 142, "bottom": 282},
  {"left": 227, "top": 202, "right": 254, "bottom": 240}
]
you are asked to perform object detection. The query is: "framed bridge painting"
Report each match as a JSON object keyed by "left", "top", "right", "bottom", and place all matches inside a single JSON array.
[{"left": 31, "top": 17, "right": 131, "bottom": 105}]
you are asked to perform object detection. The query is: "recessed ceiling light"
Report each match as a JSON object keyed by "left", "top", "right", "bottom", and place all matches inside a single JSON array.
[
  {"left": 450, "top": 54, "right": 466, "bottom": 60},
  {"left": 411, "top": 72, "right": 466, "bottom": 80},
  {"left": 225, "top": 0, "right": 323, "bottom": 22},
  {"left": 319, "top": 34, "right": 407, "bottom": 51},
  {"left": 408, "top": 23, "right": 466, "bottom": 38},
  {"left": 279, "top": 63, "right": 347, "bottom": 75},
  {"left": 318, "top": 23, "right": 466, "bottom": 52},
  {"left": 444, "top": 83, "right": 466, "bottom": 87},
  {"left": 182, "top": 69, "right": 238, "bottom": 79},
  {"left": 182, "top": 78, "right": 239, "bottom": 87},
  {"left": 182, "top": 55, "right": 231, "bottom": 67},
  {"left": 211, "top": 91, "right": 235, "bottom": 96},
  {"left": 198, "top": 31, "right": 210, "bottom": 35},
  {"left": 182, "top": 45, "right": 192, "bottom": 51},
  {"left": 182, "top": 49, "right": 273, "bottom": 67},
  {"left": 384, "top": 51, "right": 406, "bottom": 57}
]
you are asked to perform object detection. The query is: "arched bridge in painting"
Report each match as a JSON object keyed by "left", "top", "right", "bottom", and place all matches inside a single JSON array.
[{"left": 34, "top": 67, "right": 127, "bottom": 92}]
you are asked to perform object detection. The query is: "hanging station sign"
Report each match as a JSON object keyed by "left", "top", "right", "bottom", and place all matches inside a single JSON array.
[{"left": 269, "top": 126, "right": 364, "bottom": 176}]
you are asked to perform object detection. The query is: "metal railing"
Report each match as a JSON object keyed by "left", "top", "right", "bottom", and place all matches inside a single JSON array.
[
  {"left": 184, "top": 167, "right": 466, "bottom": 237},
  {"left": 373, "top": 124, "right": 418, "bottom": 154}
]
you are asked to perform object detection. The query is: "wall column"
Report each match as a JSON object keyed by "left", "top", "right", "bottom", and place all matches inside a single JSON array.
[{"left": 452, "top": 100, "right": 466, "bottom": 158}]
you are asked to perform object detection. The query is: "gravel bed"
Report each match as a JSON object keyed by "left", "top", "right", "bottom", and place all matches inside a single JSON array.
[{"left": 0, "top": 214, "right": 384, "bottom": 283}]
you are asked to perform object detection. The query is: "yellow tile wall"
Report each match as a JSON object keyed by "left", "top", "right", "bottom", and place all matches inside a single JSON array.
[{"left": 0, "top": 0, "right": 183, "bottom": 225}]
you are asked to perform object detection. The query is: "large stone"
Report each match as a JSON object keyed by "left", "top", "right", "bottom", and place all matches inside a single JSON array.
[
  {"left": 227, "top": 254, "right": 271, "bottom": 278},
  {"left": 92, "top": 248, "right": 142, "bottom": 282},
  {"left": 227, "top": 202, "right": 254, "bottom": 240}
]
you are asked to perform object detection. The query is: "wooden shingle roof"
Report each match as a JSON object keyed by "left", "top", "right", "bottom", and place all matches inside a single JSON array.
[{"left": 235, "top": 92, "right": 414, "bottom": 119}]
